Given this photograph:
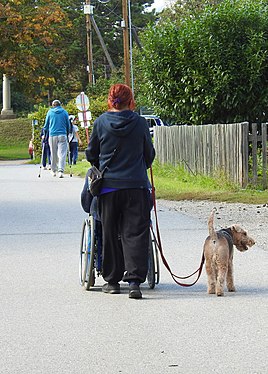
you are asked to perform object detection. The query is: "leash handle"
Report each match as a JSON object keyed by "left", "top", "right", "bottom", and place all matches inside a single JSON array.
[{"left": 149, "top": 166, "right": 205, "bottom": 287}]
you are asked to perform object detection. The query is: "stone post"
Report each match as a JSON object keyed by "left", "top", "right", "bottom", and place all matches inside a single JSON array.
[{"left": 1, "top": 74, "right": 16, "bottom": 119}]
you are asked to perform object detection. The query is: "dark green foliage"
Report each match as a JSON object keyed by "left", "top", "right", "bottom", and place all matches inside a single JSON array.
[{"left": 138, "top": 0, "right": 268, "bottom": 125}]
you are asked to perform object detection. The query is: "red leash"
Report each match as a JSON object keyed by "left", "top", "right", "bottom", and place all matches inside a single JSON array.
[{"left": 150, "top": 167, "right": 205, "bottom": 287}]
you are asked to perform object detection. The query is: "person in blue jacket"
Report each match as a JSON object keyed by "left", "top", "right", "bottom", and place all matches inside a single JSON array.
[
  {"left": 44, "top": 100, "right": 70, "bottom": 178},
  {"left": 85, "top": 83, "right": 155, "bottom": 299}
]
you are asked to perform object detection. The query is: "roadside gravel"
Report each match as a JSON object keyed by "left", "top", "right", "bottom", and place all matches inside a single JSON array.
[{"left": 157, "top": 199, "right": 268, "bottom": 251}]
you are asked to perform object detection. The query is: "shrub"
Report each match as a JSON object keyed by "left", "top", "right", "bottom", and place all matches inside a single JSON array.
[{"left": 138, "top": 0, "right": 268, "bottom": 125}]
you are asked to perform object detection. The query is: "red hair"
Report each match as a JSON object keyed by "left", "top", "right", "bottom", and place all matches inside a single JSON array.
[{"left": 108, "top": 84, "right": 135, "bottom": 110}]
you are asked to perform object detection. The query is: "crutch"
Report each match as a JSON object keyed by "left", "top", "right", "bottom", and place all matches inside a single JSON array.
[
  {"left": 67, "top": 141, "right": 73, "bottom": 177},
  {"left": 38, "top": 141, "right": 45, "bottom": 178}
]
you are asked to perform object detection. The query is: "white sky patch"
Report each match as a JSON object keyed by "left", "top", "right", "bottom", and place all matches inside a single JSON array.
[{"left": 149, "top": 0, "right": 175, "bottom": 12}]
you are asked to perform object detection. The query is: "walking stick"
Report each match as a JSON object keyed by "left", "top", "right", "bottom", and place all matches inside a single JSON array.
[{"left": 38, "top": 142, "right": 45, "bottom": 178}]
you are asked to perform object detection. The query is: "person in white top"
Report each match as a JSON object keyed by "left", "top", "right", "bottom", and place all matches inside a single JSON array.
[{"left": 68, "top": 116, "right": 82, "bottom": 164}]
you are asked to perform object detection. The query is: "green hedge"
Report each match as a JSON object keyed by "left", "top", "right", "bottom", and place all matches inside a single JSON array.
[
  {"left": 0, "top": 118, "right": 32, "bottom": 145},
  {"left": 139, "top": 0, "right": 268, "bottom": 125},
  {"left": 0, "top": 118, "right": 32, "bottom": 160}
]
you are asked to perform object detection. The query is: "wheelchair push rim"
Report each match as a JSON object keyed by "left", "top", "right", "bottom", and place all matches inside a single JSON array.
[
  {"left": 79, "top": 217, "right": 96, "bottom": 290},
  {"left": 147, "top": 226, "right": 160, "bottom": 289}
]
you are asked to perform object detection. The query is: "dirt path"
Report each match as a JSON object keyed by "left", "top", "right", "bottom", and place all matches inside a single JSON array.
[{"left": 158, "top": 199, "right": 268, "bottom": 251}]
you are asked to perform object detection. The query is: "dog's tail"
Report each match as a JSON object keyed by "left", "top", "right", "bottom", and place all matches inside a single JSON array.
[{"left": 208, "top": 208, "right": 217, "bottom": 243}]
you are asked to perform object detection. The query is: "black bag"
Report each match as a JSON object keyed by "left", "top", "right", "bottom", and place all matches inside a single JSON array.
[
  {"left": 88, "top": 166, "right": 104, "bottom": 197},
  {"left": 88, "top": 146, "right": 120, "bottom": 196},
  {"left": 83, "top": 145, "right": 120, "bottom": 199}
]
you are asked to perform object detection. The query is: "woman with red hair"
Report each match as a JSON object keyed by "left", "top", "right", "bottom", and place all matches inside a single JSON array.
[{"left": 86, "top": 84, "right": 155, "bottom": 299}]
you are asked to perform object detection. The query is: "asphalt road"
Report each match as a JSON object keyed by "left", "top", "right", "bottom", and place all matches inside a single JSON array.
[{"left": 0, "top": 163, "right": 267, "bottom": 374}]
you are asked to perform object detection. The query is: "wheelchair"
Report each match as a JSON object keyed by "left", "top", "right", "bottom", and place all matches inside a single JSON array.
[{"left": 79, "top": 214, "right": 160, "bottom": 291}]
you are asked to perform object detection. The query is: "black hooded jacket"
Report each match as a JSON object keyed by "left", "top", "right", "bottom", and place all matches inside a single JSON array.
[{"left": 85, "top": 110, "right": 155, "bottom": 189}]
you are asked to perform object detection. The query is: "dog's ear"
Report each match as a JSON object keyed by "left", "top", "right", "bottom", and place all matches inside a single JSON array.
[
  {"left": 230, "top": 224, "right": 242, "bottom": 233},
  {"left": 231, "top": 224, "right": 248, "bottom": 235}
]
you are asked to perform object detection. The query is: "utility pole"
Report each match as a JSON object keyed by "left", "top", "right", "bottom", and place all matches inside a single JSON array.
[
  {"left": 84, "top": 0, "right": 94, "bottom": 85},
  {"left": 90, "top": 15, "right": 115, "bottom": 72},
  {"left": 122, "top": 0, "right": 130, "bottom": 87},
  {"left": 128, "top": 0, "right": 134, "bottom": 93}
]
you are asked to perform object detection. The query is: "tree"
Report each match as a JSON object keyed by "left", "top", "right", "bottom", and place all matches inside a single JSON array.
[
  {"left": 159, "top": 0, "right": 223, "bottom": 22},
  {"left": 0, "top": 1, "right": 77, "bottom": 101},
  {"left": 137, "top": 0, "right": 268, "bottom": 124},
  {"left": 0, "top": 0, "right": 157, "bottom": 112}
]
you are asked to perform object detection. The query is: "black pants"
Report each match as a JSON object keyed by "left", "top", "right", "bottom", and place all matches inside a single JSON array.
[
  {"left": 99, "top": 189, "right": 151, "bottom": 284},
  {"left": 41, "top": 143, "right": 51, "bottom": 167},
  {"left": 69, "top": 142, "right": 78, "bottom": 164}
]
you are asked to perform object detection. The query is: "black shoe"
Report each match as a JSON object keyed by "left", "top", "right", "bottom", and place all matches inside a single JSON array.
[
  {"left": 102, "top": 283, "right": 120, "bottom": 294},
  {"left": 129, "top": 284, "right": 142, "bottom": 299}
]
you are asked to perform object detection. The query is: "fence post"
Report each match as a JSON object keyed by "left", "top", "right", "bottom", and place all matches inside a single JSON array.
[
  {"left": 241, "top": 122, "right": 249, "bottom": 188},
  {"left": 251, "top": 123, "right": 258, "bottom": 186},
  {"left": 262, "top": 123, "right": 267, "bottom": 189}
]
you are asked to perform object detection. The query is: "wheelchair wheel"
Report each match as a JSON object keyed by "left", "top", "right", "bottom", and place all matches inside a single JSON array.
[
  {"left": 147, "top": 227, "right": 160, "bottom": 288},
  {"left": 79, "top": 217, "right": 96, "bottom": 290},
  {"left": 79, "top": 219, "right": 87, "bottom": 286}
]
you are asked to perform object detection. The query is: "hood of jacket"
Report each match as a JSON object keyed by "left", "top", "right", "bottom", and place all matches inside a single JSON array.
[
  {"left": 98, "top": 110, "right": 139, "bottom": 138},
  {"left": 50, "top": 106, "right": 65, "bottom": 115}
]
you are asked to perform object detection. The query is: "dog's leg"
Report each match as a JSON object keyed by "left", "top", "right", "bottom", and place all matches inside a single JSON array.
[
  {"left": 226, "top": 254, "right": 236, "bottom": 292},
  {"left": 205, "top": 258, "right": 216, "bottom": 294},
  {"left": 215, "top": 260, "right": 227, "bottom": 296},
  {"left": 206, "top": 209, "right": 218, "bottom": 294}
]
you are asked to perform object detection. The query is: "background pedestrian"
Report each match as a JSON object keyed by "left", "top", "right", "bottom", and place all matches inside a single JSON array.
[
  {"left": 28, "top": 138, "right": 34, "bottom": 159},
  {"left": 68, "top": 116, "right": 82, "bottom": 165},
  {"left": 44, "top": 99, "right": 70, "bottom": 178},
  {"left": 40, "top": 127, "right": 51, "bottom": 169}
]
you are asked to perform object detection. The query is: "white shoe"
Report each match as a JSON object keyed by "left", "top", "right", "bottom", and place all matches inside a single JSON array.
[
  {"left": 48, "top": 165, "right": 51, "bottom": 170},
  {"left": 43, "top": 166, "right": 47, "bottom": 170},
  {"left": 58, "top": 172, "right": 64, "bottom": 178},
  {"left": 51, "top": 170, "right": 56, "bottom": 177}
]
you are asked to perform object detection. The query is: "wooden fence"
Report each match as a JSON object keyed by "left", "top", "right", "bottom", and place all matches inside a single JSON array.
[{"left": 154, "top": 122, "right": 268, "bottom": 189}]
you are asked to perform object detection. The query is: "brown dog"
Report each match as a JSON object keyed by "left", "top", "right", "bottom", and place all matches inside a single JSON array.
[{"left": 203, "top": 208, "right": 255, "bottom": 296}]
